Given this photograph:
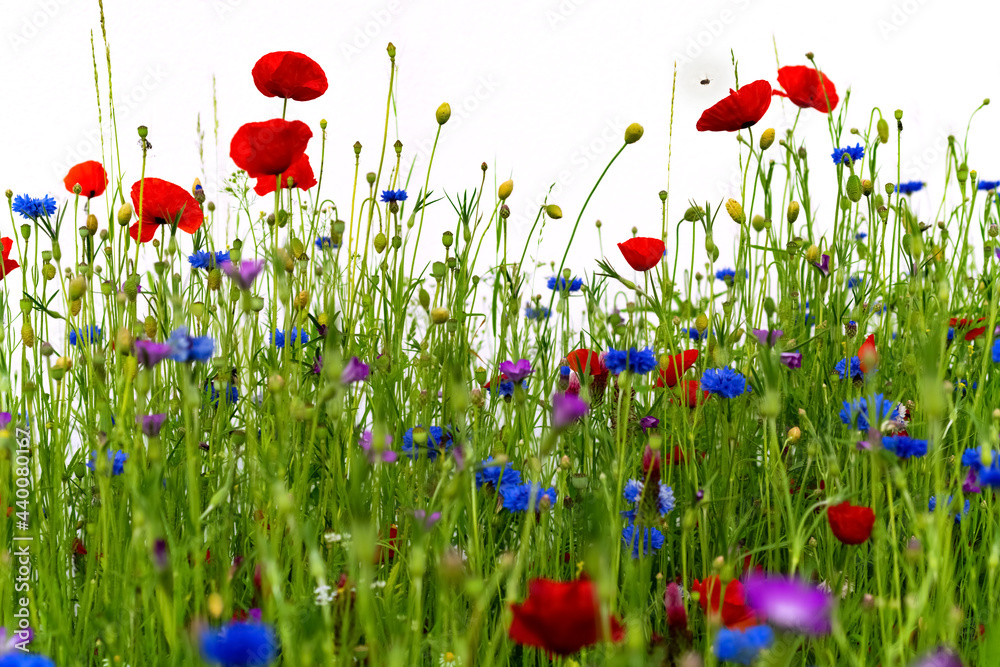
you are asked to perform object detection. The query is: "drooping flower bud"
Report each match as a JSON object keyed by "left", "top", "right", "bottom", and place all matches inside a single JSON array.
[
  {"left": 877, "top": 118, "right": 889, "bottom": 144},
  {"left": 725, "top": 199, "right": 745, "bottom": 225},
  {"left": 684, "top": 205, "right": 704, "bottom": 222},
  {"left": 846, "top": 174, "right": 862, "bottom": 202},
  {"left": 21, "top": 322, "right": 35, "bottom": 348},
  {"left": 374, "top": 232, "right": 387, "bottom": 254}
]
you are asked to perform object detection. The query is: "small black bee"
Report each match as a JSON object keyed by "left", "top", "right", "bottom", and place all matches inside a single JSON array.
[{"left": 700, "top": 77, "right": 711, "bottom": 86}]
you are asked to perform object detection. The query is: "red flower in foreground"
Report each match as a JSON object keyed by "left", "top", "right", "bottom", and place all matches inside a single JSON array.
[
  {"left": 1, "top": 238, "right": 20, "bottom": 279},
  {"left": 690, "top": 575, "right": 757, "bottom": 628},
  {"left": 253, "top": 153, "right": 317, "bottom": 196},
  {"left": 129, "top": 178, "right": 205, "bottom": 243},
  {"left": 63, "top": 160, "right": 108, "bottom": 198},
  {"left": 827, "top": 501, "right": 875, "bottom": 545},
  {"left": 564, "top": 348, "right": 606, "bottom": 379},
  {"left": 656, "top": 350, "right": 699, "bottom": 388},
  {"left": 774, "top": 65, "right": 839, "bottom": 113},
  {"left": 509, "top": 578, "right": 624, "bottom": 656},
  {"left": 858, "top": 334, "right": 877, "bottom": 374},
  {"left": 696, "top": 80, "right": 772, "bottom": 132},
  {"left": 617, "top": 236, "right": 665, "bottom": 272},
  {"left": 230, "top": 119, "right": 313, "bottom": 178},
  {"left": 674, "top": 380, "right": 709, "bottom": 408},
  {"left": 252, "top": 51, "right": 328, "bottom": 102}
]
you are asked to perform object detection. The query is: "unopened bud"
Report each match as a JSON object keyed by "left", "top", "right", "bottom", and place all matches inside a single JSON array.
[
  {"left": 498, "top": 180, "right": 513, "bottom": 201},
  {"left": 545, "top": 204, "right": 563, "bottom": 219},
  {"left": 725, "top": 199, "right": 745, "bottom": 225},
  {"left": 118, "top": 203, "right": 133, "bottom": 226},
  {"left": 624, "top": 122, "right": 644, "bottom": 144},
  {"left": 436, "top": 102, "right": 451, "bottom": 125},
  {"left": 759, "top": 128, "right": 775, "bottom": 150}
]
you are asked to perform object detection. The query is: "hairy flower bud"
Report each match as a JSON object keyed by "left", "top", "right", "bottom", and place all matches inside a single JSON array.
[
  {"left": 846, "top": 174, "right": 862, "bottom": 203},
  {"left": 725, "top": 199, "right": 745, "bottom": 225},
  {"left": 115, "top": 327, "right": 133, "bottom": 355},
  {"left": 759, "top": 128, "right": 775, "bottom": 150},
  {"left": 694, "top": 313, "right": 709, "bottom": 332},
  {"left": 624, "top": 122, "right": 644, "bottom": 144},
  {"left": 684, "top": 205, "right": 704, "bottom": 222},
  {"left": 86, "top": 214, "right": 98, "bottom": 236},
  {"left": 877, "top": 118, "right": 890, "bottom": 144},
  {"left": 144, "top": 315, "right": 158, "bottom": 340},
  {"left": 805, "top": 244, "right": 821, "bottom": 263},
  {"left": 431, "top": 307, "right": 450, "bottom": 324},
  {"left": 68, "top": 275, "right": 87, "bottom": 301},
  {"left": 118, "top": 203, "right": 133, "bottom": 226},
  {"left": 374, "top": 232, "right": 387, "bottom": 254},
  {"left": 21, "top": 322, "right": 35, "bottom": 348},
  {"left": 42, "top": 263, "right": 55, "bottom": 281}
]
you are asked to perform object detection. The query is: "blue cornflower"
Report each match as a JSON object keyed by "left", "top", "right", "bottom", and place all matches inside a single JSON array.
[
  {"left": 949, "top": 328, "right": 956, "bottom": 343},
  {"left": 700, "top": 367, "right": 749, "bottom": 398},
  {"left": 271, "top": 327, "right": 309, "bottom": 348},
  {"left": 401, "top": 426, "right": 451, "bottom": 459},
  {"left": 847, "top": 276, "right": 862, "bottom": 289},
  {"left": 188, "top": 250, "right": 230, "bottom": 270},
  {"left": 980, "top": 461, "right": 1000, "bottom": 487},
  {"left": 855, "top": 232, "right": 867, "bottom": 241},
  {"left": 681, "top": 327, "right": 704, "bottom": 341},
  {"left": 834, "top": 356, "right": 864, "bottom": 381},
  {"left": 69, "top": 325, "right": 102, "bottom": 347},
  {"left": 992, "top": 339, "right": 1000, "bottom": 363},
  {"left": 620, "top": 480, "right": 675, "bottom": 519},
  {"left": 962, "top": 448, "right": 983, "bottom": 471},
  {"left": 928, "top": 495, "right": 970, "bottom": 523},
  {"left": 208, "top": 383, "right": 239, "bottom": 407},
  {"left": 12, "top": 194, "right": 57, "bottom": 221},
  {"left": 315, "top": 236, "right": 337, "bottom": 250},
  {"left": 839, "top": 394, "right": 899, "bottom": 431},
  {"left": 87, "top": 449, "right": 128, "bottom": 476},
  {"left": 476, "top": 456, "right": 522, "bottom": 489},
  {"left": 500, "top": 482, "right": 557, "bottom": 512},
  {"left": 547, "top": 276, "right": 584, "bottom": 292},
  {"left": 623, "top": 479, "right": 644, "bottom": 503},
  {"left": 715, "top": 267, "right": 736, "bottom": 282},
  {"left": 713, "top": 625, "right": 774, "bottom": 665},
  {"left": 882, "top": 435, "right": 928, "bottom": 459},
  {"left": 621, "top": 522, "right": 665, "bottom": 557},
  {"left": 896, "top": 181, "right": 924, "bottom": 195},
  {"left": 524, "top": 305, "right": 550, "bottom": 320},
  {"left": 168, "top": 327, "right": 214, "bottom": 363},
  {"left": 0, "top": 655, "right": 57, "bottom": 667},
  {"left": 604, "top": 347, "right": 658, "bottom": 375},
  {"left": 977, "top": 180, "right": 1000, "bottom": 191},
  {"left": 379, "top": 189, "right": 408, "bottom": 203},
  {"left": 199, "top": 620, "right": 278, "bottom": 667},
  {"left": 831, "top": 144, "right": 864, "bottom": 165}
]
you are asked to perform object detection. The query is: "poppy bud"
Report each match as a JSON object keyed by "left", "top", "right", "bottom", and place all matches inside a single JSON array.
[
  {"left": 144, "top": 315, "right": 158, "bottom": 340},
  {"left": 684, "top": 205, "right": 704, "bottom": 222},
  {"left": 624, "top": 122, "right": 644, "bottom": 144},
  {"left": 877, "top": 206, "right": 889, "bottom": 221},
  {"left": 695, "top": 313, "right": 709, "bottom": 332},
  {"left": 386, "top": 42, "right": 396, "bottom": 58},
  {"left": 295, "top": 290, "right": 310, "bottom": 309},
  {"left": 499, "top": 204, "right": 510, "bottom": 219},
  {"left": 805, "top": 244, "right": 820, "bottom": 263},
  {"left": 862, "top": 179, "right": 873, "bottom": 197},
  {"left": 208, "top": 268, "right": 222, "bottom": 290},
  {"left": 118, "top": 203, "right": 133, "bottom": 226},
  {"left": 876, "top": 118, "right": 889, "bottom": 145},
  {"left": 419, "top": 288, "right": 430, "bottom": 309},
  {"left": 431, "top": 307, "right": 450, "bottom": 324},
  {"left": 70, "top": 299, "right": 82, "bottom": 317},
  {"left": 788, "top": 426, "right": 801, "bottom": 442},
  {"left": 958, "top": 163, "right": 968, "bottom": 182},
  {"left": 498, "top": 179, "right": 514, "bottom": 201},
  {"left": 436, "top": 102, "right": 451, "bottom": 125},
  {"left": 85, "top": 214, "right": 98, "bottom": 236},
  {"left": 759, "top": 128, "right": 775, "bottom": 150},
  {"left": 545, "top": 204, "right": 563, "bottom": 219},
  {"left": 354, "top": 141, "right": 362, "bottom": 156},
  {"left": 725, "top": 199, "right": 745, "bottom": 225},
  {"left": 374, "top": 232, "right": 387, "bottom": 254},
  {"left": 751, "top": 215, "right": 767, "bottom": 232},
  {"left": 42, "top": 263, "right": 55, "bottom": 281},
  {"left": 69, "top": 275, "right": 87, "bottom": 301},
  {"left": 115, "top": 327, "right": 133, "bottom": 355},
  {"left": 123, "top": 277, "right": 138, "bottom": 302},
  {"left": 72, "top": 183, "right": 83, "bottom": 195},
  {"left": 846, "top": 175, "right": 862, "bottom": 203},
  {"left": 21, "top": 322, "right": 35, "bottom": 348}
]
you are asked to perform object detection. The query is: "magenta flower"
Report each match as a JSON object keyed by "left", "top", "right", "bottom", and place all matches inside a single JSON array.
[
  {"left": 137, "top": 413, "right": 168, "bottom": 437},
  {"left": 341, "top": 357, "right": 370, "bottom": 384},
  {"left": 499, "top": 359, "right": 533, "bottom": 383},
  {"left": 963, "top": 469, "right": 981, "bottom": 494},
  {"left": 552, "top": 392, "right": 588, "bottom": 428},
  {"left": 134, "top": 340, "right": 173, "bottom": 367},
  {"left": 811, "top": 253, "right": 830, "bottom": 277},
  {"left": 0, "top": 412, "right": 11, "bottom": 430},
  {"left": 752, "top": 328, "right": 783, "bottom": 347},
  {"left": 640, "top": 416, "right": 659, "bottom": 432},
  {"left": 780, "top": 352, "right": 803, "bottom": 369},
  {"left": 359, "top": 431, "right": 397, "bottom": 463},
  {"left": 221, "top": 259, "right": 265, "bottom": 290},
  {"left": 413, "top": 509, "right": 441, "bottom": 530},
  {"left": 908, "top": 647, "right": 963, "bottom": 667},
  {"left": 744, "top": 573, "right": 833, "bottom": 635},
  {"left": 152, "top": 538, "right": 169, "bottom": 571}
]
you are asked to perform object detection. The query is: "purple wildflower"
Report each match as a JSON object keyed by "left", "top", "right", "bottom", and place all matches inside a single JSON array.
[
  {"left": 413, "top": 509, "right": 441, "bottom": 530},
  {"left": 359, "top": 431, "right": 397, "bottom": 464},
  {"left": 341, "top": 357, "right": 370, "bottom": 384},
  {"left": 220, "top": 259, "right": 265, "bottom": 291},
  {"left": 552, "top": 392, "right": 589, "bottom": 428},
  {"left": 744, "top": 573, "right": 833, "bottom": 635},
  {"left": 963, "top": 469, "right": 981, "bottom": 494},
  {"left": 137, "top": 413, "right": 168, "bottom": 437},
  {"left": 811, "top": 254, "right": 830, "bottom": 276},
  {"left": 640, "top": 416, "right": 659, "bottom": 432},
  {"left": 908, "top": 647, "right": 963, "bottom": 667},
  {"left": 498, "top": 359, "right": 533, "bottom": 383},
  {"left": 780, "top": 352, "right": 803, "bottom": 369},
  {"left": 134, "top": 340, "right": 174, "bottom": 367},
  {"left": 0, "top": 413, "right": 11, "bottom": 430},
  {"left": 152, "top": 538, "right": 169, "bottom": 571},
  {"left": 752, "top": 328, "right": 783, "bottom": 347}
]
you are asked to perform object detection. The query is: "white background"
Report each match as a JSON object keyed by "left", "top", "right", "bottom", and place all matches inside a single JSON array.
[{"left": 2, "top": 0, "right": 995, "bottom": 288}]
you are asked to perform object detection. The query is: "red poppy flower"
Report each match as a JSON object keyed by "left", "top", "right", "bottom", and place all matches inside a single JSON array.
[
  {"left": 253, "top": 153, "right": 317, "bottom": 196},
  {"left": 690, "top": 575, "right": 757, "bottom": 628},
  {"left": 656, "top": 350, "right": 699, "bottom": 388},
  {"left": 252, "top": 51, "right": 328, "bottom": 102},
  {"left": 674, "top": 380, "right": 709, "bottom": 408},
  {"left": 773, "top": 65, "right": 838, "bottom": 113},
  {"left": 696, "top": 80, "right": 772, "bottom": 132},
  {"left": 509, "top": 578, "right": 625, "bottom": 655},
  {"left": 1, "top": 238, "right": 20, "bottom": 279},
  {"left": 965, "top": 326, "right": 988, "bottom": 341},
  {"left": 230, "top": 119, "right": 313, "bottom": 178},
  {"left": 858, "top": 334, "right": 877, "bottom": 374},
  {"left": 129, "top": 178, "right": 205, "bottom": 243},
  {"left": 63, "top": 160, "right": 108, "bottom": 198},
  {"left": 617, "top": 236, "right": 665, "bottom": 272},
  {"left": 564, "top": 348, "right": 606, "bottom": 379},
  {"left": 827, "top": 501, "right": 875, "bottom": 545}
]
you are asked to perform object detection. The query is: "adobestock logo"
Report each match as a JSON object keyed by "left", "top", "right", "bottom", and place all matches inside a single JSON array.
[
  {"left": 8, "top": 0, "right": 73, "bottom": 52},
  {"left": 672, "top": 0, "right": 752, "bottom": 69},
  {"left": 339, "top": 1, "right": 407, "bottom": 63}
]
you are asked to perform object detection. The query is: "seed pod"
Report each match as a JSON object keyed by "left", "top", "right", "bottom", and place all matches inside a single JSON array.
[
  {"left": 759, "top": 128, "right": 775, "bottom": 150},
  {"left": 846, "top": 174, "right": 862, "bottom": 202},
  {"left": 725, "top": 199, "right": 745, "bottom": 225},
  {"left": 144, "top": 315, "right": 158, "bottom": 340},
  {"left": 877, "top": 118, "right": 890, "bottom": 144},
  {"left": 787, "top": 201, "right": 800, "bottom": 223},
  {"left": 751, "top": 215, "right": 768, "bottom": 232},
  {"left": 42, "top": 263, "right": 55, "bottom": 281}
]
